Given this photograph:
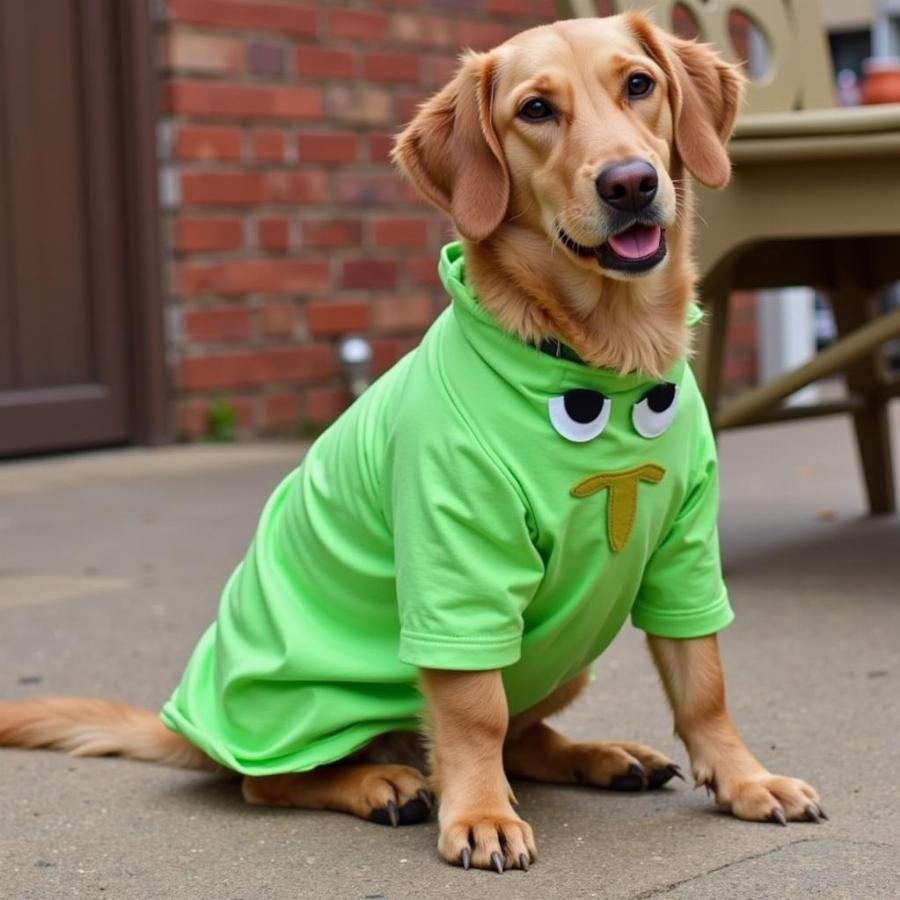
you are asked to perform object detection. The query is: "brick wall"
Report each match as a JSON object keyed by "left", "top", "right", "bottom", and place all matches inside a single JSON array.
[
  {"left": 159, "top": 0, "right": 558, "bottom": 440},
  {"left": 158, "top": 0, "right": 755, "bottom": 441}
]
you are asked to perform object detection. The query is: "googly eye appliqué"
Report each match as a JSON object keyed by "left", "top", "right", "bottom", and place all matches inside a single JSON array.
[
  {"left": 549, "top": 389, "right": 611, "bottom": 443},
  {"left": 632, "top": 383, "right": 678, "bottom": 438}
]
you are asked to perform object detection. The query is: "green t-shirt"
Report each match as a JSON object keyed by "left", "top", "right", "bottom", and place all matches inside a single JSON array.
[{"left": 161, "top": 242, "right": 732, "bottom": 775}]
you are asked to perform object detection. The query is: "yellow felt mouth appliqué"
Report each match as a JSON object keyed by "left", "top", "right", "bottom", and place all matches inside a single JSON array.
[{"left": 571, "top": 464, "right": 666, "bottom": 553}]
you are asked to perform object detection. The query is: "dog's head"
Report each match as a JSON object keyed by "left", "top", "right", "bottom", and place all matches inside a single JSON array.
[{"left": 393, "top": 14, "right": 743, "bottom": 281}]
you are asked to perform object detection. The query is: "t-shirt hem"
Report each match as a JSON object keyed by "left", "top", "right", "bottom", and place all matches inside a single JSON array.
[
  {"left": 160, "top": 702, "right": 420, "bottom": 775},
  {"left": 399, "top": 630, "right": 521, "bottom": 670},
  {"left": 630, "top": 591, "right": 734, "bottom": 639}
]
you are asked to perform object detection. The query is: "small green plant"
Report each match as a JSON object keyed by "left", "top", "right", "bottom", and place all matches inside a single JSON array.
[{"left": 205, "top": 395, "right": 237, "bottom": 443}]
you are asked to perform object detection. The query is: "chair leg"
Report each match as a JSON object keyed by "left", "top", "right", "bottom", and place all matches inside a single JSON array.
[
  {"left": 693, "top": 288, "right": 730, "bottom": 422},
  {"left": 829, "top": 285, "right": 896, "bottom": 515}
]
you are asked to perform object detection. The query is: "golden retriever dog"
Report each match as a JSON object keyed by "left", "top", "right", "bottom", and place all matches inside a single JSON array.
[{"left": 0, "top": 13, "right": 823, "bottom": 873}]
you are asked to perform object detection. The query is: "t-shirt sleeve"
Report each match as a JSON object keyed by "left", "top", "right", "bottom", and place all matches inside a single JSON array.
[
  {"left": 388, "top": 429, "right": 544, "bottom": 671},
  {"left": 630, "top": 426, "right": 734, "bottom": 639}
]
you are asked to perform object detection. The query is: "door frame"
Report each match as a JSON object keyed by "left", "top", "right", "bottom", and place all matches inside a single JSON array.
[{"left": 118, "top": 0, "right": 169, "bottom": 445}]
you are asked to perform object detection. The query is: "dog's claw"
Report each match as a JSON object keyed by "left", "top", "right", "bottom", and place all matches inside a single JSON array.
[
  {"left": 519, "top": 853, "right": 530, "bottom": 872},
  {"left": 611, "top": 762, "right": 646, "bottom": 792},
  {"left": 490, "top": 851, "right": 504, "bottom": 874},
  {"left": 386, "top": 799, "right": 399, "bottom": 827},
  {"left": 416, "top": 789, "right": 433, "bottom": 812},
  {"left": 460, "top": 847, "right": 471, "bottom": 870},
  {"left": 768, "top": 807, "right": 787, "bottom": 827},
  {"left": 804, "top": 804, "right": 822, "bottom": 824},
  {"left": 648, "top": 762, "right": 684, "bottom": 789},
  {"left": 819, "top": 807, "right": 829, "bottom": 821}
]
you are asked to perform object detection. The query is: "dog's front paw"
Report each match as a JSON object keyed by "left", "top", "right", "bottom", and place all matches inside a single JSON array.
[
  {"left": 438, "top": 810, "right": 536, "bottom": 872},
  {"left": 703, "top": 770, "right": 825, "bottom": 825}
]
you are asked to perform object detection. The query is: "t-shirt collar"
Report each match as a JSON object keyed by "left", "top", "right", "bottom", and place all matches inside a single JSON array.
[{"left": 438, "top": 241, "right": 692, "bottom": 396}]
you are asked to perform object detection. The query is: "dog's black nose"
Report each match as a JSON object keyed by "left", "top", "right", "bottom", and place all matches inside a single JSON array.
[{"left": 595, "top": 159, "right": 658, "bottom": 212}]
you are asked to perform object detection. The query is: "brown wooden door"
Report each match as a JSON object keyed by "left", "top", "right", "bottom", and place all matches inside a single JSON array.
[{"left": 0, "top": 1, "right": 157, "bottom": 455}]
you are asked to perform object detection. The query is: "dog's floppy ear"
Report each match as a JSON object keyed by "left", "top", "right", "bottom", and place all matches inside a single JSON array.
[
  {"left": 392, "top": 52, "right": 509, "bottom": 241},
  {"left": 627, "top": 13, "right": 744, "bottom": 189}
]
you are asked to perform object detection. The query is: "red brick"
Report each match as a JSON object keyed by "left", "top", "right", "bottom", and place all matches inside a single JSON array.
[
  {"left": 168, "top": 0, "right": 317, "bottom": 37},
  {"left": 164, "top": 80, "right": 322, "bottom": 120},
  {"left": 261, "top": 392, "right": 300, "bottom": 428},
  {"left": 252, "top": 129, "right": 285, "bottom": 162},
  {"left": 328, "top": 86, "right": 392, "bottom": 126},
  {"left": 296, "top": 132, "right": 358, "bottom": 164},
  {"left": 183, "top": 306, "right": 253, "bottom": 342},
  {"left": 174, "top": 125, "right": 242, "bottom": 161},
  {"left": 258, "top": 217, "right": 289, "bottom": 251},
  {"left": 367, "top": 132, "right": 394, "bottom": 164},
  {"left": 487, "top": 0, "right": 525, "bottom": 15},
  {"left": 305, "top": 386, "right": 351, "bottom": 424},
  {"left": 306, "top": 300, "right": 370, "bottom": 336},
  {"left": 373, "top": 217, "right": 429, "bottom": 247},
  {"left": 333, "top": 173, "right": 402, "bottom": 205},
  {"left": 302, "top": 219, "right": 361, "bottom": 248},
  {"left": 373, "top": 294, "right": 435, "bottom": 332},
  {"left": 397, "top": 91, "right": 428, "bottom": 124},
  {"left": 181, "top": 172, "right": 265, "bottom": 205},
  {"left": 408, "top": 255, "right": 442, "bottom": 286},
  {"left": 429, "top": 55, "right": 461, "bottom": 89},
  {"left": 178, "top": 399, "right": 208, "bottom": 439},
  {"left": 401, "top": 182, "right": 431, "bottom": 207},
  {"left": 371, "top": 337, "right": 416, "bottom": 374},
  {"left": 391, "top": 13, "right": 456, "bottom": 49},
  {"left": 727, "top": 320, "right": 756, "bottom": 346},
  {"left": 179, "top": 344, "right": 337, "bottom": 390},
  {"left": 295, "top": 47, "right": 355, "bottom": 79},
  {"left": 165, "top": 30, "right": 244, "bottom": 73},
  {"left": 173, "top": 216, "right": 243, "bottom": 252},
  {"left": 263, "top": 170, "right": 329, "bottom": 204},
  {"left": 363, "top": 51, "right": 420, "bottom": 84},
  {"left": 342, "top": 260, "right": 397, "bottom": 290},
  {"left": 178, "top": 259, "right": 331, "bottom": 295},
  {"left": 328, "top": 9, "right": 388, "bottom": 43},
  {"left": 247, "top": 40, "right": 287, "bottom": 77},
  {"left": 260, "top": 300, "right": 296, "bottom": 336},
  {"left": 723, "top": 353, "right": 755, "bottom": 386},
  {"left": 456, "top": 21, "right": 515, "bottom": 51}
]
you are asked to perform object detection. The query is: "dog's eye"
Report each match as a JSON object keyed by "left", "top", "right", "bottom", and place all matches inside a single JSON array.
[
  {"left": 632, "top": 383, "right": 678, "bottom": 438},
  {"left": 627, "top": 73, "right": 655, "bottom": 99},
  {"left": 518, "top": 98, "right": 555, "bottom": 122},
  {"left": 549, "top": 389, "right": 611, "bottom": 442}
]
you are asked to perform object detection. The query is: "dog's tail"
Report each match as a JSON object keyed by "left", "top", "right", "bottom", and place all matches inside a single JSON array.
[{"left": 0, "top": 697, "right": 218, "bottom": 771}]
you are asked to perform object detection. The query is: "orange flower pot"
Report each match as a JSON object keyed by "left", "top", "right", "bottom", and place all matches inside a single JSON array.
[{"left": 861, "top": 58, "right": 900, "bottom": 105}]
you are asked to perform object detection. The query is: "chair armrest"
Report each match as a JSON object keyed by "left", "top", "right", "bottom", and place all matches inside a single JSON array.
[{"left": 734, "top": 105, "right": 900, "bottom": 140}]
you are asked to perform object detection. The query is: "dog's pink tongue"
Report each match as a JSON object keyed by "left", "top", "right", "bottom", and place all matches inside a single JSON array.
[{"left": 608, "top": 224, "right": 662, "bottom": 260}]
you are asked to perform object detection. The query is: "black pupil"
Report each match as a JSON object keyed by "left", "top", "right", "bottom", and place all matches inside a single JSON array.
[
  {"left": 525, "top": 100, "right": 547, "bottom": 118},
  {"left": 563, "top": 389, "right": 606, "bottom": 424},
  {"left": 629, "top": 75, "right": 650, "bottom": 95},
  {"left": 644, "top": 382, "right": 676, "bottom": 413}
]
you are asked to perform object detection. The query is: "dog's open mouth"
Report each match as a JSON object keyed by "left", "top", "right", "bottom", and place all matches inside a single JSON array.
[{"left": 558, "top": 223, "right": 667, "bottom": 273}]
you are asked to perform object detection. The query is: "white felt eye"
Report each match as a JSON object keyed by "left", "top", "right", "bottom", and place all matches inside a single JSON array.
[
  {"left": 632, "top": 383, "right": 679, "bottom": 438},
  {"left": 549, "top": 390, "right": 611, "bottom": 442}
]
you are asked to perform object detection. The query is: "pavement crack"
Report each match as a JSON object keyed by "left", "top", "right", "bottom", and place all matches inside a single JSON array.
[{"left": 628, "top": 838, "right": 817, "bottom": 899}]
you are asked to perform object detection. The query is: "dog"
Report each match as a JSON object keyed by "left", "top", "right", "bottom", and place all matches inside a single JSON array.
[{"left": 0, "top": 13, "right": 823, "bottom": 873}]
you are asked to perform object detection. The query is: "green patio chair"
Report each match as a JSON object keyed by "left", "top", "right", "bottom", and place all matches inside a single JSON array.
[{"left": 556, "top": 0, "right": 900, "bottom": 514}]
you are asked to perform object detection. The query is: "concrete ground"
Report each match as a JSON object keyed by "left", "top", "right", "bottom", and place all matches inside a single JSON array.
[{"left": 1, "top": 410, "right": 899, "bottom": 899}]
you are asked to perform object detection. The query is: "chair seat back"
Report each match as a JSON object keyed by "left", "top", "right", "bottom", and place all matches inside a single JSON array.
[{"left": 556, "top": 0, "right": 836, "bottom": 114}]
